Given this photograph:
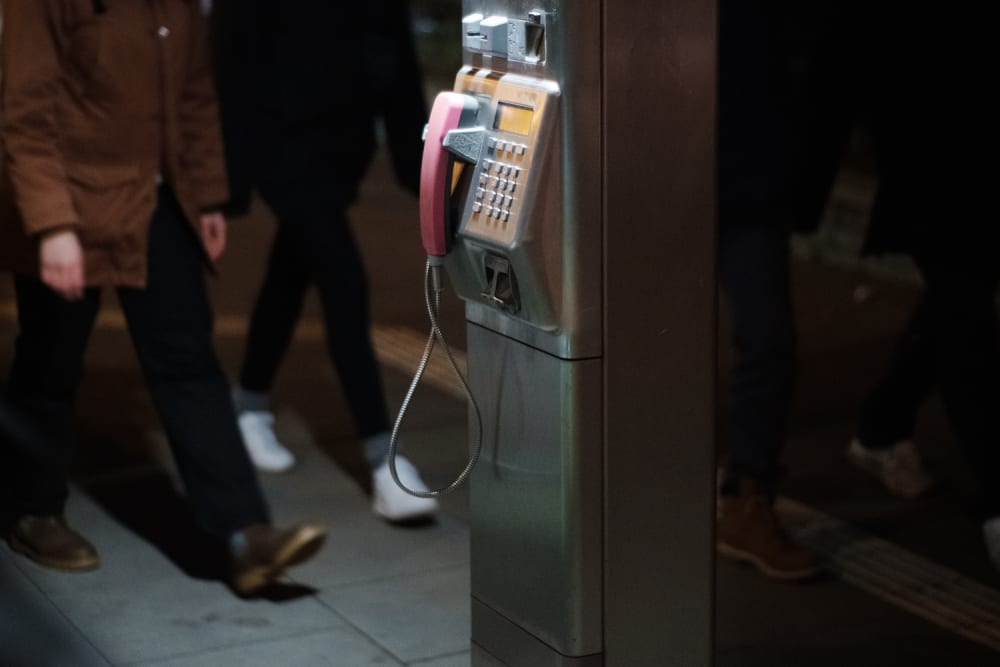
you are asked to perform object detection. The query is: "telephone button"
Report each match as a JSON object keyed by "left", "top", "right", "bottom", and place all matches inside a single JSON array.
[
  {"left": 476, "top": 188, "right": 485, "bottom": 200},
  {"left": 504, "top": 195, "right": 513, "bottom": 207},
  {"left": 472, "top": 202, "right": 483, "bottom": 214},
  {"left": 479, "top": 175, "right": 489, "bottom": 187},
  {"left": 508, "top": 182, "right": 517, "bottom": 194},
  {"left": 502, "top": 210, "right": 510, "bottom": 222},
  {"left": 516, "top": 144, "right": 527, "bottom": 156},
  {"left": 512, "top": 166, "right": 521, "bottom": 178},
  {"left": 487, "top": 138, "right": 497, "bottom": 151},
  {"left": 498, "top": 178, "right": 508, "bottom": 190}
]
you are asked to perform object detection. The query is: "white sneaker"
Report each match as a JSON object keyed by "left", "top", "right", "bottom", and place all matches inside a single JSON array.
[
  {"left": 372, "top": 455, "right": 439, "bottom": 522},
  {"left": 847, "top": 438, "right": 934, "bottom": 499},
  {"left": 237, "top": 410, "right": 296, "bottom": 473},
  {"left": 983, "top": 516, "right": 1000, "bottom": 572}
]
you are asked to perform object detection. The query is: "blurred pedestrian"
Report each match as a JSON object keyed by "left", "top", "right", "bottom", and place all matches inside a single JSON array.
[
  {"left": 714, "top": 1, "right": 857, "bottom": 581},
  {"left": 845, "top": 8, "right": 1000, "bottom": 571},
  {"left": 0, "top": 0, "right": 324, "bottom": 595},
  {"left": 212, "top": 0, "right": 438, "bottom": 522}
]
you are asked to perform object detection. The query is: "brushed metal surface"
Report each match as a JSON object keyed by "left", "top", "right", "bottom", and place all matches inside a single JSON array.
[
  {"left": 468, "top": 324, "right": 603, "bottom": 657},
  {"left": 472, "top": 600, "right": 605, "bottom": 667},
  {"left": 603, "top": 0, "right": 717, "bottom": 665}
]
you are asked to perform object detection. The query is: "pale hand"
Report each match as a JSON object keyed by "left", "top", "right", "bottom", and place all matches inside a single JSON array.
[
  {"left": 39, "top": 229, "right": 85, "bottom": 300},
  {"left": 200, "top": 212, "right": 227, "bottom": 262}
]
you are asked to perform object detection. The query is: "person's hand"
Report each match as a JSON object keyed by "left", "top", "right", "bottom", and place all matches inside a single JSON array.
[
  {"left": 199, "top": 211, "right": 227, "bottom": 262},
  {"left": 39, "top": 229, "right": 85, "bottom": 300}
]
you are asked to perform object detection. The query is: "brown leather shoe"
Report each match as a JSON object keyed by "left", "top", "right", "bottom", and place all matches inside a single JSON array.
[
  {"left": 717, "top": 480, "right": 821, "bottom": 581},
  {"left": 230, "top": 523, "right": 326, "bottom": 596},
  {"left": 8, "top": 515, "right": 100, "bottom": 572}
]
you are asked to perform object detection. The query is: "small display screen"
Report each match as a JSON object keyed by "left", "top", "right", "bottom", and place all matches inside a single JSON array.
[{"left": 494, "top": 102, "right": 534, "bottom": 136}]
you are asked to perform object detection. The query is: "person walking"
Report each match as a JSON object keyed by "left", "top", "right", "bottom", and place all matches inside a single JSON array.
[
  {"left": 212, "top": 0, "right": 438, "bottom": 522},
  {"left": 845, "top": 5, "right": 1000, "bottom": 571},
  {"left": 713, "top": 0, "right": 860, "bottom": 581},
  {"left": 0, "top": 0, "right": 325, "bottom": 595}
]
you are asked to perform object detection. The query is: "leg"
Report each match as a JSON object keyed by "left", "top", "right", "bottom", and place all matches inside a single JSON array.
[
  {"left": 0, "top": 389, "right": 50, "bottom": 468},
  {"left": 855, "top": 298, "right": 936, "bottom": 448},
  {"left": 287, "top": 200, "right": 390, "bottom": 441},
  {"left": 3, "top": 278, "right": 102, "bottom": 571},
  {"left": 117, "top": 189, "right": 270, "bottom": 539},
  {"left": 234, "top": 212, "right": 310, "bottom": 472},
  {"left": 5, "top": 277, "right": 100, "bottom": 517},
  {"left": 847, "top": 295, "right": 937, "bottom": 498},
  {"left": 237, "top": 221, "right": 311, "bottom": 394},
  {"left": 919, "top": 258, "right": 1000, "bottom": 515},
  {"left": 277, "top": 193, "right": 436, "bottom": 521},
  {"left": 718, "top": 223, "right": 797, "bottom": 493},
  {"left": 715, "top": 224, "right": 819, "bottom": 579}
]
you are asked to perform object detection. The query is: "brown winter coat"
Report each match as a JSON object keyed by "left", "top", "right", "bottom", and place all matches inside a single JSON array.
[{"left": 0, "top": 0, "right": 228, "bottom": 287}]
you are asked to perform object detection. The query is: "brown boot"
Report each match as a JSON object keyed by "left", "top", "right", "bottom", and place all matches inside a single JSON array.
[
  {"left": 717, "top": 481, "right": 821, "bottom": 581},
  {"left": 230, "top": 523, "right": 326, "bottom": 596},
  {"left": 8, "top": 515, "right": 100, "bottom": 572}
]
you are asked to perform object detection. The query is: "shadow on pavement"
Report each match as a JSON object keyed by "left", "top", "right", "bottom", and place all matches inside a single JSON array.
[{"left": 83, "top": 469, "right": 316, "bottom": 602}]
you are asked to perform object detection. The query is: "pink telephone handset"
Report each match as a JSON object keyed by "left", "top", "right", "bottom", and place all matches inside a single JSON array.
[
  {"left": 420, "top": 92, "right": 479, "bottom": 265},
  {"left": 392, "top": 92, "right": 485, "bottom": 500}
]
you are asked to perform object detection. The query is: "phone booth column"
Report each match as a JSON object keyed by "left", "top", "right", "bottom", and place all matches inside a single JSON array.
[{"left": 416, "top": 1, "right": 716, "bottom": 665}]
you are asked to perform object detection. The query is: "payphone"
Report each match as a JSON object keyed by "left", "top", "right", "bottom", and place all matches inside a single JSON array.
[
  {"left": 399, "top": 1, "right": 716, "bottom": 665},
  {"left": 408, "top": 5, "right": 604, "bottom": 663}
]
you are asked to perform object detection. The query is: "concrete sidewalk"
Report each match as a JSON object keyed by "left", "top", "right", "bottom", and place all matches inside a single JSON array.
[
  {"left": 3, "top": 356, "right": 999, "bottom": 666},
  {"left": 1, "top": 389, "right": 472, "bottom": 667}
]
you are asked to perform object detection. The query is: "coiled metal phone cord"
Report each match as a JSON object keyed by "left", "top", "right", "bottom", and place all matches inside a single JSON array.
[{"left": 388, "top": 261, "right": 484, "bottom": 497}]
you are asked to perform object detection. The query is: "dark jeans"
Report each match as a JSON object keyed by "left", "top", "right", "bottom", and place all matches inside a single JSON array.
[
  {"left": 0, "top": 387, "right": 51, "bottom": 467},
  {"left": 4, "top": 188, "right": 270, "bottom": 538},
  {"left": 238, "top": 185, "right": 389, "bottom": 439},
  {"left": 718, "top": 224, "right": 797, "bottom": 494},
  {"left": 858, "top": 254, "right": 1000, "bottom": 515}
]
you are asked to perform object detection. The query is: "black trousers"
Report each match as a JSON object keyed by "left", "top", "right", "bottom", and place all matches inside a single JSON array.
[
  {"left": 857, "top": 254, "right": 1000, "bottom": 515},
  {"left": 4, "top": 189, "right": 270, "bottom": 538},
  {"left": 718, "top": 223, "right": 797, "bottom": 493},
  {"left": 0, "top": 387, "right": 51, "bottom": 467},
  {"left": 238, "top": 184, "right": 390, "bottom": 439}
]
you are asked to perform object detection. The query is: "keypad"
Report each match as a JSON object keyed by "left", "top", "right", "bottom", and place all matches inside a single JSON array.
[{"left": 474, "top": 142, "right": 528, "bottom": 227}]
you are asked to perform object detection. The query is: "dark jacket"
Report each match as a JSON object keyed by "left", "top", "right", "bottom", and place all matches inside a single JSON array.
[
  {"left": 211, "top": 0, "right": 427, "bottom": 216},
  {"left": 718, "top": 1, "right": 854, "bottom": 233},
  {"left": 859, "top": 6, "right": 996, "bottom": 261},
  {"left": 0, "top": 0, "right": 228, "bottom": 286}
]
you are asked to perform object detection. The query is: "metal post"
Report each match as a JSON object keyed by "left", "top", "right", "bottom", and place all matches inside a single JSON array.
[{"left": 603, "top": 1, "right": 717, "bottom": 665}]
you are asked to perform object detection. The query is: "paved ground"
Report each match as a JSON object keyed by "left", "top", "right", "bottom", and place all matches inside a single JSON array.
[{"left": 2, "top": 151, "right": 999, "bottom": 666}]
